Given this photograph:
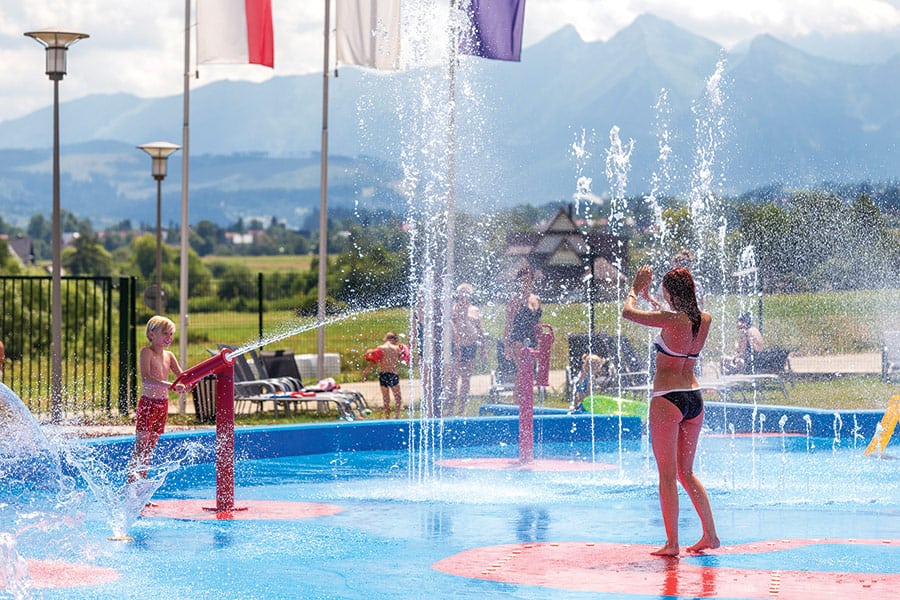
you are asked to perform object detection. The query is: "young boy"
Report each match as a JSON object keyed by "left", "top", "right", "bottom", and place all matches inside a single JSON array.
[
  {"left": 127, "top": 315, "right": 186, "bottom": 483},
  {"left": 361, "top": 332, "right": 404, "bottom": 419}
]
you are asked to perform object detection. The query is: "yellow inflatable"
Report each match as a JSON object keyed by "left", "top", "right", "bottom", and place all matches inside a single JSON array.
[{"left": 864, "top": 395, "right": 900, "bottom": 455}]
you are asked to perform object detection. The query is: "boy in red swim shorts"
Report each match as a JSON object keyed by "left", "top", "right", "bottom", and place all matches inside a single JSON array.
[{"left": 127, "top": 315, "right": 186, "bottom": 483}]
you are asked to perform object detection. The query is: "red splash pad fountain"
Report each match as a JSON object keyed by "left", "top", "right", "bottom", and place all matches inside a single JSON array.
[{"left": 167, "top": 348, "right": 343, "bottom": 521}]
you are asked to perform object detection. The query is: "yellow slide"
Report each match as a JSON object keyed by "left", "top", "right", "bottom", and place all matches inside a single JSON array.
[{"left": 865, "top": 395, "right": 900, "bottom": 455}]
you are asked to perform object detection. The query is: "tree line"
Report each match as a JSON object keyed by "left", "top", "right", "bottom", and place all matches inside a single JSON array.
[{"left": 1, "top": 191, "right": 897, "bottom": 314}]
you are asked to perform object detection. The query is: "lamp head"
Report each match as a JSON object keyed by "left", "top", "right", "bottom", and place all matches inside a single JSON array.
[
  {"left": 25, "top": 29, "right": 89, "bottom": 80},
  {"left": 138, "top": 142, "right": 181, "bottom": 180}
]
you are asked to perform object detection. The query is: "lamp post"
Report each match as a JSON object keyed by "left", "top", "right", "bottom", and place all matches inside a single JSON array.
[
  {"left": 582, "top": 234, "right": 600, "bottom": 333},
  {"left": 25, "top": 28, "right": 89, "bottom": 423},
  {"left": 733, "top": 266, "right": 764, "bottom": 333},
  {"left": 137, "top": 142, "right": 181, "bottom": 315}
]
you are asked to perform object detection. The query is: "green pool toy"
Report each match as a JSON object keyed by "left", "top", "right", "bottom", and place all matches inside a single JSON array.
[{"left": 581, "top": 395, "right": 646, "bottom": 418}]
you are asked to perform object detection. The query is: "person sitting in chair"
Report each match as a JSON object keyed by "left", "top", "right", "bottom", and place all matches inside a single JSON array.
[
  {"left": 722, "top": 312, "right": 765, "bottom": 374},
  {"left": 572, "top": 353, "right": 609, "bottom": 411}
]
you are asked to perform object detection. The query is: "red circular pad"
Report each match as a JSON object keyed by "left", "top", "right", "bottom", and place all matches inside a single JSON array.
[
  {"left": 433, "top": 539, "right": 899, "bottom": 599},
  {"left": 18, "top": 560, "right": 119, "bottom": 589}
]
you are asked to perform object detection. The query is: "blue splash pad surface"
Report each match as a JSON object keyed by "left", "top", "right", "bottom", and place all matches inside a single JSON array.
[{"left": 22, "top": 435, "right": 900, "bottom": 599}]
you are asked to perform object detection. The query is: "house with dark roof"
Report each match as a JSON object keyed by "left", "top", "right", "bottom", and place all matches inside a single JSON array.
[
  {"left": 1, "top": 235, "right": 33, "bottom": 267},
  {"left": 502, "top": 206, "right": 628, "bottom": 303}
]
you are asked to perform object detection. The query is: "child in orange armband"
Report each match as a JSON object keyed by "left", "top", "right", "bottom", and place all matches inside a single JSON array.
[{"left": 362, "top": 332, "right": 404, "bottom": 419}]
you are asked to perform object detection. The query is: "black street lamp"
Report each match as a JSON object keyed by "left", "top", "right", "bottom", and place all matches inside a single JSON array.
[
  {"left": 137, "top": 142, "right": 181, "bottom": 315},
  {"left": 25, "top": 28, "right": 89, "bottom": 422},
  {"left": 582, "top": 234, "right": 601, "bottom": 333}
]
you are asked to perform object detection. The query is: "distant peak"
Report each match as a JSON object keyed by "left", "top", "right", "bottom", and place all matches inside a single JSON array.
[
  {"left": 533, "top": 23, "right": 583, "bottom": 46},
  {"left": 749, "top": 33, "right": 791, "bottom": 49},
  {"left": 631, "top": 13, "right": 675, "bottom": 28},
  {"left": 629, "top": 13, "right": 692, "bottom": 37},
  {"left": 745, "top": 33, "right": 819, "bottom": 61},
  {"left": 609, "top": 12, "right": 716, "bottom": 49}
]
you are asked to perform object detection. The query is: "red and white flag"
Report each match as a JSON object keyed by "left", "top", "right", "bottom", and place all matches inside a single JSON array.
[
  {"left": 197, "top": 0, "right": 274, "bottom": 68},
  {"left": 336, "top": 0, "right": 401, "bottom": 71}
]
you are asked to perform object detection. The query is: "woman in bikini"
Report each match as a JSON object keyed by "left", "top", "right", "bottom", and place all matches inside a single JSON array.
[{"left": 623, "top": 265, "right": 719, "bottom": 556}]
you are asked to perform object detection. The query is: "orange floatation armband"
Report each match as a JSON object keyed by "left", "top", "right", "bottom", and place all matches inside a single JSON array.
[
  {"left": 365, "top": 348, "right": 384, "bottom": 362},
  {"left": 399, "top": 344, "right": 410, "bottom": 364}
]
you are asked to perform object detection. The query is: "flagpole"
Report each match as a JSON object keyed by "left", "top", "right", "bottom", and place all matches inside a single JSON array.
[
  {"left": 316, "top": 0, "right": 331, "bottom": 380},
  {"left": 178, "top": 0, "right": 192, "bottom": 413},
  {"left": 444, "top": 0, "right": 459, "bottom": 375}
]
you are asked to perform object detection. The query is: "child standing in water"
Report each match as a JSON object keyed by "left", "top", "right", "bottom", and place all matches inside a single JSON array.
[
  {"left": 127, "top": 316, "right": 186, "bottom": 483},
  {"left": 362, "top": 332, "right": 404, "bottom": 419}
]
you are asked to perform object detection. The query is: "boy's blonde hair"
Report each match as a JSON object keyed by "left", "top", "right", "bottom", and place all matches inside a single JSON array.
[{"left": 146, "top": 315, "right": 176, "bottom": 340}]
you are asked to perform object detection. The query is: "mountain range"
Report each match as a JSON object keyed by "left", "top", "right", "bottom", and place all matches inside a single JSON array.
[{"left": 2, "top": 13, "right": 900, "bottom": 228}]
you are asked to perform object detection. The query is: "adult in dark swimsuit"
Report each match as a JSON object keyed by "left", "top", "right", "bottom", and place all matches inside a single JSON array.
[
  {"left": 623, "top": 265, "right": 719, "bottom": 557},
  {"left": 504, "top": 266, "right": 542, "bottom": 362}
]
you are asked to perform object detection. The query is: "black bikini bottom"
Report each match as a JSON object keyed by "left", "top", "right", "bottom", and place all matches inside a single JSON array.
[{"left": 660, "top": 389, "right": 703, "bottom": 420}]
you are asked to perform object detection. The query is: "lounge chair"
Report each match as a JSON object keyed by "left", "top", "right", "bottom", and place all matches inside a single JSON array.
[
  {"left": 725, "top": 345, "right": 792, "bottom": 402},
  {"left": 566, "top": 332, "right": 651, "bottom": 400},
  {"left": 190, "top": 373, "right": 268, "bottom": 421},
  {"left": 488, "top": 339, "right": 517, "bottom": 403},
  {"left": 212, "top": 345, "right": 356, "bottom": 418},
  {"left": 258, "top": 349, "right": 371, "bottom": 419}
]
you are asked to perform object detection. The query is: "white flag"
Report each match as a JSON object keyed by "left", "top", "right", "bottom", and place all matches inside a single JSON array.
[
  {"left": 336, "top": 0, "right": 401, "bottom": 70},
  {"left": 197, "top": 0, "right": 274, "bottom": 68}
]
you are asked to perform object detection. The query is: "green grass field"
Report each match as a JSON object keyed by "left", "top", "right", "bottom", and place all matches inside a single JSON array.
[{"left": 203, "top": 254, "right": 315, "bottom": 272}]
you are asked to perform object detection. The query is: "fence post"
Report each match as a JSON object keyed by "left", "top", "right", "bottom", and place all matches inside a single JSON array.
[
  {"left": 130, "top": 276, "right": 137, "bottom": 410},
  {"left": 117, "top": 276, "right": 138, "bottom": 414},
  {"left": 117, "top": 277, "right": 130, "bottom": 414},
  {"left": 104, "top": 277, "right": 113, "bottom": 415},
  {"left": 257, "top": 272, "right": 264, "bottom": 342}
]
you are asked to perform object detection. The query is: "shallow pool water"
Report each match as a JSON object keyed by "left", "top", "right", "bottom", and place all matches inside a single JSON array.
[{"left": 12, "top": 433, "right": 899, "bottom": 599}]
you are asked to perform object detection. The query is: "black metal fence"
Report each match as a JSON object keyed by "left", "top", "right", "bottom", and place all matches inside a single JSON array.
[
  {"left": 0, "top": 276, "right": 138, "bottom": 418},
  {"left": 0, "top": 273, "right": 273, "bottom": 420}
]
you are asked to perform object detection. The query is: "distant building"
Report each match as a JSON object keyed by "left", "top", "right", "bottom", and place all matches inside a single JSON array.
[
  {"left": 225, "top": 231, "right": 255, "bottom": 245},
  {"left": 1, "top": 235, "right": 34, "bottom": 266},
  {"left": 502, "top": 206, "right": 628, "bottom": 302}
]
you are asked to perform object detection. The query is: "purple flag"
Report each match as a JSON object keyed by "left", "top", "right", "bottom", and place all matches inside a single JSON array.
[{"left": 459, "top": 0, "right": 526, "bottom": 61}]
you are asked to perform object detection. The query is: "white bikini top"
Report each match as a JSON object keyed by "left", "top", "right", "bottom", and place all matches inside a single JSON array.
[{"left": 654, "top": 334, "right": 700, "bottom": 359}]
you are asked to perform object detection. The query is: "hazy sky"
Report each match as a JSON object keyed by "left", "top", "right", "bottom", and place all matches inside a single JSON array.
[{"left": 2, "top": 0, "right": 900, "bottom": 122}]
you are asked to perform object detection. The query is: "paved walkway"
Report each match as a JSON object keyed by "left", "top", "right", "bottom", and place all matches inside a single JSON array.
[{"left": 787, "top": 352, "right": 880, "bottom": 374}]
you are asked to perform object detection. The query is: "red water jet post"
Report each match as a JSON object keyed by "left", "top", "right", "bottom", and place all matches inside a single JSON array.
[
  {"left": 170, "top": 348, "right": 243, "bottom": 516},
  {"left": 515, "top": 324, "right": 554, "bottom": 463}
]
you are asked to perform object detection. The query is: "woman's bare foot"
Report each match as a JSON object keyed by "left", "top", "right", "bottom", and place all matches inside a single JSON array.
[
  {"left": 650, "top": 542, "right": 680, "bottom": 556},
  {"left": 686, "top": 535, "right": 720, "bottom": 553}
]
